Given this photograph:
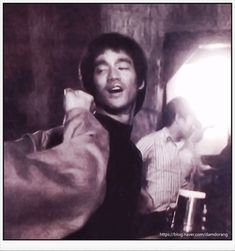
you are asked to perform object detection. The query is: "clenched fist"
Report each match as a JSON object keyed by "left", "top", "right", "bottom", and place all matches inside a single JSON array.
[{"left": 63, "top": 88, "right": 95, "bottom": 113}]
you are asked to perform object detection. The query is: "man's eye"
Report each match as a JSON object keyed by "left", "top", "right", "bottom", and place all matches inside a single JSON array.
[
  {"left": 95, "top": 68, "right": 107, "bottom": 74},
  {"left": 117, "top": 62, "right": 131, "bottom": 70},
  {"left": 118, "top": 66, "right": 129, "bottom": 70}
]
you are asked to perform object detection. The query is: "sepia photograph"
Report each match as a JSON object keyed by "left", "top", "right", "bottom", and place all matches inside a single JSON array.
[{"left": 1, "top": 1, "right": 233, "bottom": 250}]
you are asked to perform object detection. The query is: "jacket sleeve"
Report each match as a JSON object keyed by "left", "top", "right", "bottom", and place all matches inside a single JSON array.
[{"left": 4, "top": 108, "right": 109, "bottom": 239}]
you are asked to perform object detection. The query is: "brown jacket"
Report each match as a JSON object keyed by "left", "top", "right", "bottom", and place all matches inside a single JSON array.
[{"left": 4, "top": 108, "right": 109, "bottom": 239}]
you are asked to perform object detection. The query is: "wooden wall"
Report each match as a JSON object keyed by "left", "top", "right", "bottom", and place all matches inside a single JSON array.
[{"left": 4, "top": 3, "right": 102, "bottom": 140}]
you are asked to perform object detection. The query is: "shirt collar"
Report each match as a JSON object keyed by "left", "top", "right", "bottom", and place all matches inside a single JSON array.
[
  {"left": 162, "top": 127, "right": 173, "bottom": 142},
  {"left": 162, "top": 127, "right": 181, "bottom": 147},
  {"left": 163, "top": 128, "right": 185, "bottom": 149},
  {"left": 95, "top": 113, "right": 132, "bottom": 139}
]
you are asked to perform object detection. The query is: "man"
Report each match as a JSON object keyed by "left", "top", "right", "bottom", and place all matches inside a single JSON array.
[
  {"left": 136, "top": 97, "right": 197, "bottom": 237},
  {"left": 4, "top": 32, "right": 147, "bottom": 240},
  {"left": 65, "top": 32, "right": 147, "bottom": 239}
]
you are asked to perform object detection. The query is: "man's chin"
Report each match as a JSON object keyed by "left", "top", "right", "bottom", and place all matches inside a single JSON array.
[{"left": 96, "top": 103, "right": 132, "bottom": 115}]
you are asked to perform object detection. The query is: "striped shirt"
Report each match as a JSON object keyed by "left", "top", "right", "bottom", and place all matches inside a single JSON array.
[{"left": 137, "top": 127, "right": 188, "bottom": 213}]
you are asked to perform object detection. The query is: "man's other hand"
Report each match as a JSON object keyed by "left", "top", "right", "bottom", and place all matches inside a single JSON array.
[{"left": 64, "top": 88, "right": 95, "bottom": 113}]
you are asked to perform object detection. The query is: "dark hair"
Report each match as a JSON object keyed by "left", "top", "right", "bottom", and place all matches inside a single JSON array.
[
  {"left": 163, "top": 97, "right": 193, "bottom": 127},
  {"left": 79, "top": 32, "right": 147, "bottom": 113}
]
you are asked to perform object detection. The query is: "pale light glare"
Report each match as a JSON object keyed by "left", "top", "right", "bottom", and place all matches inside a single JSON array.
[
  {"left": 199, "top": 43, "right": 230, "bottom": 50},
  {"left": 167, "top": 45, "right": 231, "bottom": 155}
]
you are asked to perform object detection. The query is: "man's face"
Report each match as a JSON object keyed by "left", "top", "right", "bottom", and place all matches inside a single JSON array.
[
  {"left": 92, "top": 49, "right": 143, "bottom": 114},
  {"left": 178, "top": 115, "right": 195, "bottom": 139}
]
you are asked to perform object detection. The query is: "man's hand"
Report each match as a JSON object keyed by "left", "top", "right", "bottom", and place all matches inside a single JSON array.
[{"left": 64, "top": 88, "right": 95, "bottom": 113}]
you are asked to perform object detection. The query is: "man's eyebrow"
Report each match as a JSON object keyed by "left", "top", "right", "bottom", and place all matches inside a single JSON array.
[
  {"left": 116, "top": 57, "right": 133, "bottom": 65},
  {"left": 94, "top": 57, "right": 133, "bottom": 67},
  {"left": 94, "top": 59, "right": 108, "bottom": 67}
]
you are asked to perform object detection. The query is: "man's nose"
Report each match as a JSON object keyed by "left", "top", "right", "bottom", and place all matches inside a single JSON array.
[{"left": 108, "top": 67, "right": 120, "bottom": 80}]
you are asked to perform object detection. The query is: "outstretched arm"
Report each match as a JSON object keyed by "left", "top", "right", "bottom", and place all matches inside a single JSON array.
[{"left": 4, "top": 90, "right": 109, "bottom": 239}]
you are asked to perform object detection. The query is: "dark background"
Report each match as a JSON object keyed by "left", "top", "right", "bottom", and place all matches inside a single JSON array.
[
  {"left": 3, "top": 3, "right": 232, "bottom": 238},
  {"left": 4, "top": 4, "right": 102, "bottom": 140}
]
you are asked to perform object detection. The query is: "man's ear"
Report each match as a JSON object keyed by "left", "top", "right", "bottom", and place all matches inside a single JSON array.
[{"left": 138, "top": 81, "right": 145, "bottom": 91}]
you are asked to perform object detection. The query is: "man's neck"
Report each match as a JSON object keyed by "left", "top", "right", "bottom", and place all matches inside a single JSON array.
[
  {"left": 166, "top": 125, "right": 181, "bottom": 142},
  {"left": 165, "top": 127, "right": 185, "bottom": 149},
  {"left": 96, "top": 107, "right": 135, "bottom": 125}
]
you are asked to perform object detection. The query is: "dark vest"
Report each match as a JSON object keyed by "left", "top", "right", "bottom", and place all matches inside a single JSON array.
[{"left": 65, "top": 114, "right": 142, "bottom": 240}]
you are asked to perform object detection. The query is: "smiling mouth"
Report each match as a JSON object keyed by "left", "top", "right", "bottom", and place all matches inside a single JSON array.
[{"left": 108, "top": 85, "right": 123, "bottom": 93}]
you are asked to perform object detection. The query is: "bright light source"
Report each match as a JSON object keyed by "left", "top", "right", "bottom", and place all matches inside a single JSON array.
[
  {"left": 198, "top": 43, "right": 230, "bottom": 50},
  {"left": 167, "top": 44, "right": 231, "bottom": 155}
]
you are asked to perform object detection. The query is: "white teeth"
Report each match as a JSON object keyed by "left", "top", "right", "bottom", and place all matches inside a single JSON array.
[
  {"left": 110, "top": 85, "right": 122, "bottom": 92},
  {"left": 112, "top": 86, "right": 121, "bottom": 91}
]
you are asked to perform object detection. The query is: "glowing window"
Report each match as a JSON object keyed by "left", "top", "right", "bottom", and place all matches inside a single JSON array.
[{"left": 166, "top": 43, "right": 231, "bottom": 155}]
